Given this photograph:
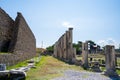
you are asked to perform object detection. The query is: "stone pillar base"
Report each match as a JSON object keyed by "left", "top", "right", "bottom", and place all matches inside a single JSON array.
[
  {"left": 104, "top": 69, "right": 118, "bottom": 77},
  {"left": 71, "top": 58, "right": 76, "bottom": 63},
  {"left": 82, "top": 64, "right": 89, "bottom": 69}
]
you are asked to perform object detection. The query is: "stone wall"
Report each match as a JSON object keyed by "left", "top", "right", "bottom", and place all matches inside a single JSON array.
[
  {"left": 0, "top": 8, "right": 14, "bottom": 52},
  {"left": 0, "top": 8, "right": 36, "bottom": 66},
  {"left": 0, "top": 53, "right": 31, "bottom": 66},
  {"left": 9, "top": 12, "right": 36, "bottom": 58},
  {"left": 53, "top": 28, "right": 76, "bottom": 63}
]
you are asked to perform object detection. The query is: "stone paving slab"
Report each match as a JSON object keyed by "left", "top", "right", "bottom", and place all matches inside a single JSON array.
[{"left": 52, "top": 70, "right": 120, "bottom": 80}]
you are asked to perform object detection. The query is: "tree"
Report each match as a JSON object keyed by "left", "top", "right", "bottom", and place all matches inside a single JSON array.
[
  {"left": 46, "top": 45, "right": 54, "bottom": 52},
  {"left": 73, "top": 41, "right": 82, "bottom": 55},
  {"left": 119, "top": 44, "right": 120, "bottom": 49},
  {"left": 87, "top": 40, "right": 101, "bottom": 53}
]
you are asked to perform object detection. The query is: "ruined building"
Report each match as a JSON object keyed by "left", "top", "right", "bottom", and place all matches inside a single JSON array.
[{"left": 0, "top": 8, "right": 36, "bottom": 65}]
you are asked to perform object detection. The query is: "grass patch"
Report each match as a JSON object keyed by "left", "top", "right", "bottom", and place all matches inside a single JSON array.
[
  {"left": 26, "top": 56, "right": 84, "bottom": 80},
  {"left": 0, "top": 52, "right": 11, "bottom": 54},
  {"left": 116, "top": 69, "right": 120, "bottom": 75},
  {"left": 7, "top": 60, "right": 28, "bottom": 70},
  {"left": 7, "top": 55, "right": 120, "bottom": 80},
  {"left": 6, "top": 56, "right": 39, "bottom": 70}
]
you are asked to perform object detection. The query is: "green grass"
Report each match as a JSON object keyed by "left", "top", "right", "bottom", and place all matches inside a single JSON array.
[
  {"left": 116, "top": 69, "right": 120, "bottom": 75},
  {"left": 88, "top": 54, "right": 104, "bottom": 58},
  {"left": 26, "top": 56, "right": 84, "bottom": 80},
  {"left": 6, "top": 54, "right": 120, "bottom": 80},
  {"left": 117, "top": 58, "right": 120, "bottom": 66},
  {"left": 76, "top": 54, "right": 105, "bottom": 60},
  {"left": 0, "top": 52, "right": 11, "bottom": 54},
  {"left": 7, "top": 56, "right": 40, "bottom": 70},
  {"left": 7, "top": 60, "right": 28, "bottom": 70}
]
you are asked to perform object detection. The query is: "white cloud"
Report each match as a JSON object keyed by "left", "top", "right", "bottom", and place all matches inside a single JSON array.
[
  {"left": 62, "top": 22, "right": 74, "bottom": 28},
  {"left": 97, "top": 38, "right": 119, "bottom": 49},
  {"left": 98, "top": 40, "right": 106, "bottom": 47},
  {"left": 106, "top": 38, "right": 116, "bottom": 45}
]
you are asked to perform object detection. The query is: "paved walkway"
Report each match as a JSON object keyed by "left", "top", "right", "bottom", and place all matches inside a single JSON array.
[{"left": 52, "top": 70, "right": 120, "bottom": 80}]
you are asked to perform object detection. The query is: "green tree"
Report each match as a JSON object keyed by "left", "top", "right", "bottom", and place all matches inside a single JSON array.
[
  {"left": 73, "top": 41, "right": 82, "bottom": 54},
  {"left": 46, "top": 45, "right": 54, "bottom": 52},
  {"left": 87, "top": 40, "right": 101, "bottom": 53}
]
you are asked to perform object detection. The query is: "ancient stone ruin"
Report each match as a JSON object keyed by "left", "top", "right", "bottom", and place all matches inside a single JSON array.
[
  {"left": 82, "top": 41, "right": 89, "bottom": 68},
  {"left": 104, "top": 45, "right": 118, "bottom": 76},
  {"left": 0, "top": 8, "right": 36, "bottom": 66},
  {"left": 53, "top": 28, "right": 76, "bottom": 63},
  {"left": 81, "top": 43, "right": 118, "bottom": 76}
]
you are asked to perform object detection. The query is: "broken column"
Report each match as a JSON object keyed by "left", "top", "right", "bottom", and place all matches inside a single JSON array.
[
  {"left": 105, "top": 45, "right": 118, "bottom": 76},
  {"left": 82, "top": 41, "right": 89, "bottom": 68}
]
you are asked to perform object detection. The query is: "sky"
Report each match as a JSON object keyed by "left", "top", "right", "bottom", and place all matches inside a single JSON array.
[{"left": 0, "top": 0, "right": 120, "bottom": 48}]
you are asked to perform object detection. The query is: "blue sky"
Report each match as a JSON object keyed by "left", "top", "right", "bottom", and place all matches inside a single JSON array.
[{"left": 0, "top": 0, "right": 120, "bottom": 48}]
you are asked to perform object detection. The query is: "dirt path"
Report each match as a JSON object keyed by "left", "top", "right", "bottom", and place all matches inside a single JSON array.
[{"left": 52, "top": 70, "right": 120, "bottom": 80}]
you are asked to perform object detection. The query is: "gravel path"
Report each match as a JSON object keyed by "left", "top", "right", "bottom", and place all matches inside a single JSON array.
[{"left": 52, "top": 70, "right": 120, "bottom": 80}]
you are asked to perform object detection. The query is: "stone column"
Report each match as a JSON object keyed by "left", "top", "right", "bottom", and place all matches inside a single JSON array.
[
  {"left": 73, "top": 48, "right": 76, "bottom": 58},
  {"left": 82, "top": 42, "right": 89, "bottom": 68},
  {"left": 53, "top": 42, "right": 57, "bottom": 58},
  {"left": 72, "top": 48, "right": 76, "bottom": 63},
  {"left": 105, "top": 45, "right": 118, "bottom": 76},
  {"left": 59, "top": 39, "right": 62, "bottom": 59},
  {"left": 53, "top": 28, "right": 74, "bottom": 63},
  {"left": 56, "top": 42, "right": 59, "bottom": 58},
  {"left": 58, "top": 41, "right": 60, "bottom": 59},
  {"left": 63, "top": 34, "right": 67, "bottom": 60},
  {"left": 0, "top": 41, "right": 2, "bottom": 51},
  {"left": 115, "top": 56, "right": 117, "bottom": 66},
  {"left": 68, "top": 28, "right": 73, "bottom": 61},
  {"left": 61, "top": 36, "right": 64, "bottom": 59},
  {"left": 66, "top": 31, "right": 69, "bottom": 61}
]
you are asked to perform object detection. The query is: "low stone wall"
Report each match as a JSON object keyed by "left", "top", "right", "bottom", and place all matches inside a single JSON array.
[
  {"left": 0, "top": 53, "right": 35, "bottom": 66},
  {"left": 116, "top": 53, "right": 120, "bottom": 57}
]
